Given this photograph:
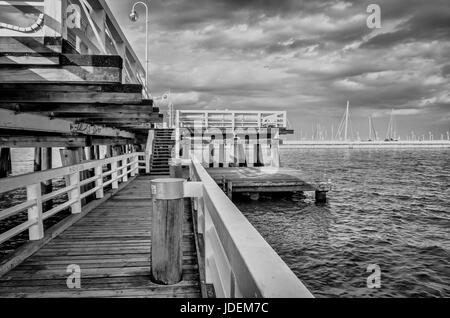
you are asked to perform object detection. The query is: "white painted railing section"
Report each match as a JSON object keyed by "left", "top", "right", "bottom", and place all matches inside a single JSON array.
[
  {"left": 0, "top": 152, "right": 146, "bottom": 245},
  {"left": 189, "top": 159, "right": 313, "bottom": 298}
]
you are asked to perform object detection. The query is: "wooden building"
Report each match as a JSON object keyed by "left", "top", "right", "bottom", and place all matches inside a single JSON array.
[{"left": 0, "top": 0, "right": 162, "bottom": 178}]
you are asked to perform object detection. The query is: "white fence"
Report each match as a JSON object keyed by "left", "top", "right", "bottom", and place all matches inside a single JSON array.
[
  {"left": 188, "top": 159, "right": 313, "bottom": 298},
  {"left": 176, "top": 110, "right": 287, "bottom": 129},
  {"left": 0, "top": 152, "right": 146, "bottom": 245}
]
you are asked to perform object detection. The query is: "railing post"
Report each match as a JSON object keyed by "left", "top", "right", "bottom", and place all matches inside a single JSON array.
[
  {"left": 111, "top": 160, "right": 119, "bottom": 189},
  {"left": 197, "top": 194, "right": 205, "bottom": 235},
  {"left": 150, "top": 178, "right": 185, "bottom": 285},
  {"left": 69, "top": 169, "right": 81, "bottom": 214},
  {"left": 95, "top": 165, "right": 104, "bottom": 199},
  {"left": 145, "top": 153, "right": 151, "bottom": 174},
  {"left": 122, "top": 158, "right": 128, "bottom": 182},
  {"left": 131, "top": 154, "right": 137, "bottom": 177},
  {"left": 145, "top": 130, "right": 154, "bottom": 174},
  {"left": 26, "top": 183, "right": 44, "bottom": 240}
]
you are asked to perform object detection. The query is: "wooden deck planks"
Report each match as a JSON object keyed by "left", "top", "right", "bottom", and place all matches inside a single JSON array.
[{"left": 0, "top": 175, "right": 201, "bottom": 298}]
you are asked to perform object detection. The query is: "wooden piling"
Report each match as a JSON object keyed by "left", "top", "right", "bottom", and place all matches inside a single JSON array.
[
  {"left": 60, "top": 147, "right": 94, "bottom": 205},
  {"left": 315, "top": 191, "right": 327, "bottom": 204},
  {"left": 227, "top": 181, "right": 233, "bottom": 200},
  {"left": 0, "top": 148, "right": 11, "bottom": 178},
  {"left": 59, "top": 148, "right": 83, "bottom": 212},
  {"left": 150, "top": 179, "right": 185, "bottom": 285},
  {"left": 34, "top": 148, "right": 53, "bottom": 211},
  {"left": 169, "top": 159, "right": 183, "bottom": 178}
]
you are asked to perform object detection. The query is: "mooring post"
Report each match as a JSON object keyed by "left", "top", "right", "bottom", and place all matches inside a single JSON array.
[
  {"left": 169, "top": 158, "right": 183, "bottom": 178},
  {"left": 315, "top": 191, "right": 327, "bottom": 204},
  {"left": 150, "top": 178, "right": 185, "bottom": 285},
  {"left": 0, "top": 148, "right": 12, "bottom": 178},
  {"left": 221, "top": 176, "right": 226, "bottom": 191},
  {"left": 227, "top": 181, "right": 233, "bottom": 200}
]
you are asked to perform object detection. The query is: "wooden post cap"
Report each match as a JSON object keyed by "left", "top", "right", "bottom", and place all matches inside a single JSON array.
[{"left": 151, "top": 178, "right": 184, "bottom": 200}]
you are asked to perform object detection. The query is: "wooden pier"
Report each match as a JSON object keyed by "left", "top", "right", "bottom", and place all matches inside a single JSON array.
[
  {"left": 0, "top": 176, "right": 201, "bottom": 298},
  {"left": 0, "top": 0, "right": 315, "bottom": 299}
]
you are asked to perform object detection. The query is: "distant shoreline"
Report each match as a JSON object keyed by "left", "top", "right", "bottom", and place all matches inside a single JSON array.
[{"left": 281, "top": 141, "right": 450, "bottom": 149}]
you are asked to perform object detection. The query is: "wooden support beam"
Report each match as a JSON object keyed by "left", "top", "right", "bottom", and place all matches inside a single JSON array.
[
  {"left": 0, "top": 135, "right": 134, "bottom": 148},
  {"left": 51, "top": 113, "right": 159, "bottom": 120},
  {"left": 0, "top": 83, "right": 143, "bottom": 104},
  {"left": 34, "top": 148, "right": 53, "bottom": 211},
  {"left": 0, "top": 102, "right": 158, "bottom": 114},
  {"left": 90, "top": 137, "right": 134, "bottom": 146},
  {"left": 59, "top": 147, "right": 94, "bottom": 206},
  {"left": 0, "top": 54, "right": 124, "bottom": 83},
  {"left": 1, "top": 135, "right": 86, "bottom": 148},
  {"left": 0, "top": 108, "right": 135, "bottom": 139},
  {"left": 73, "top": 117, "right": 161, "bottom": 125}
]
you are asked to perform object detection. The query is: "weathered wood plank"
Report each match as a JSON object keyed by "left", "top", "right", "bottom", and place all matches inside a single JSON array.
[
  {"left": 0, "top": 175, "right": 201, "bottom": 298},
  {"left": 0, "top": 66, "right": 122, "bottom": 83},
  {"left": 0, "top": 175, "right": 138, "bottom": 277},
  {"left": 0, "top": 108, "right": 135, "bottom": 139},
  {"left": 0, "top": 274, "right": 199, "bottom": 287}
]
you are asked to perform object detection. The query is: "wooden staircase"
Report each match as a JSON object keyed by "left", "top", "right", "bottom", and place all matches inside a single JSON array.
[{"left": 149, "top": 129, "right": 175, "bottom": 175}]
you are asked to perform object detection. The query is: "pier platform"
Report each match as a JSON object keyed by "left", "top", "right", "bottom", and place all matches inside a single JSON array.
[
  {"left": 0, "top": 176, "right": 201, "bottom": 298},
  {"left": 206, "top": 167, "right": 328, "bottom": 201}
]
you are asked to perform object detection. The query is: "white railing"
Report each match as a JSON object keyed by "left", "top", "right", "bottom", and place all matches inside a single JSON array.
[
  {"left": 188, "top": 158, "right": 313, "bottom": 298},
  {"left": 0, "top": 152, "right": 146, "bottom": 245},
  {"left": 176, "top": 110, "right": 288, "bottom": 129}
]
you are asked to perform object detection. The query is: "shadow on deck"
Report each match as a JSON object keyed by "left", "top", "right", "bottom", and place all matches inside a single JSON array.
[{"left": 0, "top": 176, "right": 201, "bottom": 298}]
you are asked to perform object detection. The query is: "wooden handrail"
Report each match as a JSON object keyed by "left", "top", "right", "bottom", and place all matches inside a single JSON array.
[
  {"left": 0, "top": 152, "right": 146, "bottom": 245},
  {"left": 189, "top": 158, "right": 313, "bottom": 298},
  {"left": 0, "top": 152, "right": 143, "bottom": 193}
]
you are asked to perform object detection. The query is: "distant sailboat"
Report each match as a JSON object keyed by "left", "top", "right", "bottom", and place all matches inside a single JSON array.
[
  {"left": 335, "top": 101, "right": 353, "bottom": 141},
  {"left": 385, "top": 109, "right": 397, "bottom": 141},
  {"left": 368, "top": 115, "right": 377, "bottom": 141}
]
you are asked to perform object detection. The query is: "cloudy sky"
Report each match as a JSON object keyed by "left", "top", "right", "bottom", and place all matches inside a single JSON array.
[
  {"left": 5, "top": 0, "right": 448, "bottom": 138},
  {"left": 106, "top": 0, "right": 450, "bottom": 139}
]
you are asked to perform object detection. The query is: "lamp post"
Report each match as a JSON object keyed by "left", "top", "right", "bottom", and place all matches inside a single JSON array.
[{"left": 130, "top": 1, "right": 149, "bottom": 97}]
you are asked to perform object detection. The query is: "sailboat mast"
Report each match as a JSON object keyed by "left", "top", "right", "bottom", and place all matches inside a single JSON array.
[
  {"left": 390, "top": 109, "right": 395, "bottom": 140},
  {"left": 386, "top": 109, "right": 394, "bottom": 140},
  {"left": 344, "top": 101, "right": 349, "bottom": 141}
]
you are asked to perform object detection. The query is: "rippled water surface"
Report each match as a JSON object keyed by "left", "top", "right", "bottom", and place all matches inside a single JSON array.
[{"left": 236, "top": 149, "right": 450, "bottom": 298}]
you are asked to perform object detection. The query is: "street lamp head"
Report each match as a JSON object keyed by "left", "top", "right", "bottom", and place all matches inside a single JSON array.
[{"left": 129, "top": 10, "right": 139, "bottom": 22}]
